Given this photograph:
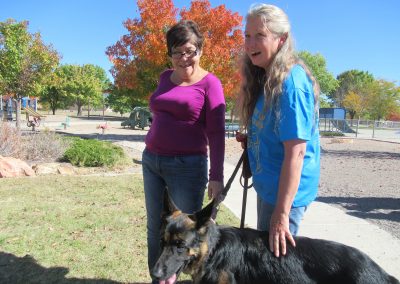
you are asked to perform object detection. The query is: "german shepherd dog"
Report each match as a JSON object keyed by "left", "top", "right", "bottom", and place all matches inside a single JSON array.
[{"left": 151, "top": 192, "right": 399, "bottom": 284}]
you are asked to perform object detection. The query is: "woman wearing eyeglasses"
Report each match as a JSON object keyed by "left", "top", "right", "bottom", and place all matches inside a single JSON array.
[{"left": 142, "top": 20, "right": 225, "bottom": 283}]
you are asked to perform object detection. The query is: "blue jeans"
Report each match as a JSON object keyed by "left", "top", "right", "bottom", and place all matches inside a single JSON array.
[
  {"left": 256, "top": 196, "right": 307, "bottom": 236},
  {"left": 142, "top": 149, "right": 208, "bottom": 273}
]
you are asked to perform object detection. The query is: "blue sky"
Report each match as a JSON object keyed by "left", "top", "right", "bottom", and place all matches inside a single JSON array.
[{"left": 1, "top": 0, "right": 399, "bottom": 84}]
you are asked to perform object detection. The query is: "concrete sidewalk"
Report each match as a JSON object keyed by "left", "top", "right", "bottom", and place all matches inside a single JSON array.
[{"left": 222, "top": 161, "right": 400, "bottom": 280}]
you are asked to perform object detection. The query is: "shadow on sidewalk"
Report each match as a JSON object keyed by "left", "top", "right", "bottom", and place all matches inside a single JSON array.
[
  {"left": 321, "top": 149, "right": 400, "bottom": 160},
  {"left": 317, "top": 196, "right": 400, "bottom": 223},
  {"left": 69, "top": 115, "right": 127, "bottom": 122}
]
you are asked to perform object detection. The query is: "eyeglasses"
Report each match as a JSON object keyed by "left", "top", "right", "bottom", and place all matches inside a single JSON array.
[{"left": 170, "top": 49, "right": 198, "bottom": 59}]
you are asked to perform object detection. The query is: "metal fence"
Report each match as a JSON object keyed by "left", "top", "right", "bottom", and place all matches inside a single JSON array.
[{"left": 319, "top": 118, "right": 400, "bottom": 141}]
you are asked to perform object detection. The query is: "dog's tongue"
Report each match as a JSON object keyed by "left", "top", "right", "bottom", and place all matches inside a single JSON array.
[{"left": 159, "top": 273, "right": 176, "bottom": 284}]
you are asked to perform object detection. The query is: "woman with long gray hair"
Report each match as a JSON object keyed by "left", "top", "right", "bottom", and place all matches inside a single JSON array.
[{"left": 236, "top": 3, "right": 320, "bottom": 258}]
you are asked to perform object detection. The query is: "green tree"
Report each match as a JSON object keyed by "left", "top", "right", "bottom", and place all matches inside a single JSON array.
[
  {"left": 61, "top": 64, "right": 110, "bottom": 116},
  {"left": 39, "top": 66, "right": 74, "bottom": 114},
  {"left": 82, "top": 64, "right": 111, "bottom": 117},
  {"left": 318, "top": 94, "right": 332, "bottom": 108},
  {"left": 0, "top": 19, "right": 59, "bottom": 127},
  {"left": 335, "top": 70, "right": 374, "bottom": 108},
  {"left": 365, "top": 80, "right": 400, "bottom": 121},
  {"left": 105, "top": 85, "right": 146, "bottom": 115},
  {"left": 298, "top": 51, "right": 338, "bottom": 106}
]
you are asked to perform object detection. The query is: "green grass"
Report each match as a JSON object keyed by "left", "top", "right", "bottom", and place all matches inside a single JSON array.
[
  {"left": 0, "top": 174, "right": 239, "bottom": 283},
  {"left": 320, "top": 131, "right": 345, "bottom": 137}
]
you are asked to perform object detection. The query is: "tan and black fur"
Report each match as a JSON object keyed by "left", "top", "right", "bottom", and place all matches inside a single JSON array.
[{"left": 151, "top": 192, "right": 399, "bottom": 284}]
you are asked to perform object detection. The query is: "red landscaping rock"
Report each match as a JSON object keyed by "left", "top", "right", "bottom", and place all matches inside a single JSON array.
[{"left": 0, "top": 156, "right": 35, "bottom": 178}]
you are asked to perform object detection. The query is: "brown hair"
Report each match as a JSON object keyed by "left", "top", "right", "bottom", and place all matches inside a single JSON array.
[{"left": 166, "top": 20, "right": 204, "bottom": 56}]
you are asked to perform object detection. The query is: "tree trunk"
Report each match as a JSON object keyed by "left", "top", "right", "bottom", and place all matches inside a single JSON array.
[
  {"left": 50, "top": 101, "right": 56, "bottom": 115},
  {"left": 77, "top": 104, "right": 82, "bottom": 116},
  {"left": 87, "top": 98, "right": 90, "bottom": 118},
  {"left": 349, "top": 111, "right": 355, "bottom": 126}
]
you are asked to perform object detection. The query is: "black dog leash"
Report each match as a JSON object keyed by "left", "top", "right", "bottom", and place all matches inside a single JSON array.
[
  {"left": 213, "top": 147, "right": 252, "bottom": 228},
  {"left": 238, "top": 148, "right": 253, "bottom": 228}
]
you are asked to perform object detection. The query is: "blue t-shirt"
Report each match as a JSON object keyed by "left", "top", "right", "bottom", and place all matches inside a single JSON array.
[{"left": 247, "top": 65, "right": 320, "bottom": 207}]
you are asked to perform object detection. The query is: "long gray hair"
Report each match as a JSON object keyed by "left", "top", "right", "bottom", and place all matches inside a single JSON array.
[{"left": 237, "top": 3, "right": 319, "bottom": 129}]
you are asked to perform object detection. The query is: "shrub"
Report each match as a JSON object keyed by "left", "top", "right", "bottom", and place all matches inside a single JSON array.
[
  {"left": 63, "top": 138, "right": 127, "bottom": 167},
  {"left": 0, "top": 123, "right": 69, "bottom": 162},
  {"left": 0, "top": 122, "right": 22, "bottom": 157},
  {"left": 20, "top": 129, "right": 71, "bottom": 163}
]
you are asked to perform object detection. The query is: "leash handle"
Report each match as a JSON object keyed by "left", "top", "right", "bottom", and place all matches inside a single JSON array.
[
  {"left": 241, "top": 148, "right": 252, "bottom": 179},
  {"left": 213, "top": 132, "right": 253, "bottom": 224}
]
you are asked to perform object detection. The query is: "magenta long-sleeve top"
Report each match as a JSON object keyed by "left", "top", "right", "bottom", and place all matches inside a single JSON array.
[{"left": 145, "top": 69, "right": 226, "bottom": 182}]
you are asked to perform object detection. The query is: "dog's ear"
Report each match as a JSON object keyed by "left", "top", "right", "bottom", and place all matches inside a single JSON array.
[
  {"left": 191, "top": 199, "right": 215, "bottom": 229},
  {"left": 162, "top": 190, "right": 179, "bottom": 216}
]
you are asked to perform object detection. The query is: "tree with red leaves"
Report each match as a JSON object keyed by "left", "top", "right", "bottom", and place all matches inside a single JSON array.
[{"left": 106, "top": 0, "right": 243, "bottom": 109}]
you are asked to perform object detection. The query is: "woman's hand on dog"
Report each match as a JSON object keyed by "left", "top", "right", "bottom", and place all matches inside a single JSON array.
[{"left": 269, "top": 211, "right": 296, "bottom": 257}]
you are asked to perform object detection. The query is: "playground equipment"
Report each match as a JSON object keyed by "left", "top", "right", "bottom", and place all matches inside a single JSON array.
[
  {"left": 319, "top": 107, "right": 356, "bottom": 133},
  {"left": 6, "top": 98, "right": 14, "bottom": 121},
  {"left": 22, "top": 97, "right": 38, "bottom": 111},
  {"left": 121, "top": 107, "right": 152, "bottom": 129},
  {"left": 23, "top": 107, "right": 46, "bottom": 131},
  {"left": 57, "top": 116, "right": 71, "bottom": 130},
  {"left": 330, "top": 120, "right": 356, "bottom": 133},
  {"left": 1, "top": 96, "right": 39, "bottom": 122}
]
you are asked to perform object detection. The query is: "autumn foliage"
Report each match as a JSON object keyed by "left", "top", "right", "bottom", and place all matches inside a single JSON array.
[
  {"left": 342, "top": 91, "right": 364, "bottom": 119},
  {"left": 106, "top": 0, "right": 243, "bottom": 102},
  {"left": 386, "top": 111, "right": 400, "bottom": 121}
]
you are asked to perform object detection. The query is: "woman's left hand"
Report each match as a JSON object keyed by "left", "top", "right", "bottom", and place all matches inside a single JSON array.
[
  {"left": 269, "top": 210, "right": 296, "bottom": 257},
  {"left": 208, "top": 180, "right": 224, "bottom": 201}
]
